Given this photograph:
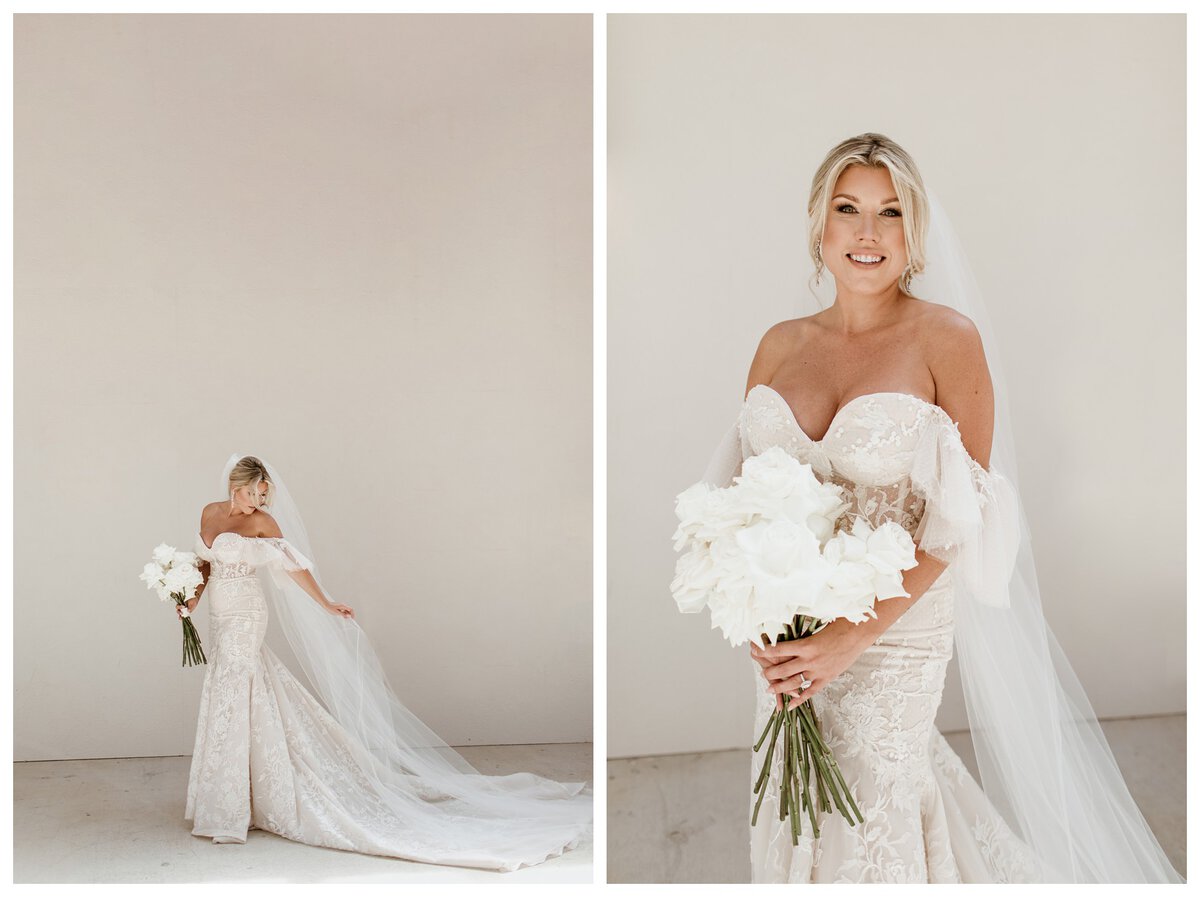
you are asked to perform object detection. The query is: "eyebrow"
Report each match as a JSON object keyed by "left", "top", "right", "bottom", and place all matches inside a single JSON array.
[{"left": 833, "top": 193, "right": 900, "bottom": 204}]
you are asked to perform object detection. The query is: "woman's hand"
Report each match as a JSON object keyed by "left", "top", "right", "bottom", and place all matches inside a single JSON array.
[
  {"left": 749, "top": 619, "right": 875, "bottom": 709},
  {"left": 324, "top": 601, "right": 355, "bottom": 620},
  {"left": 176, "top": 597, "right": 199, "bottom": 620}
]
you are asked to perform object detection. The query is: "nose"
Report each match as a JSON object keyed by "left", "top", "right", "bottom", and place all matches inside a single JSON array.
[{"left": 855, "top": 214, "right": 880, "bottom": 243}]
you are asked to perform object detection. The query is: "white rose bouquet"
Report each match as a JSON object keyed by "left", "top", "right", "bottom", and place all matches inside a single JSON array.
[
  {"left": 671, "top": 445, "right": 918, "bottom": 842},
  {"left": 139, "top": 543, "right": 207, "bottom": 667}
]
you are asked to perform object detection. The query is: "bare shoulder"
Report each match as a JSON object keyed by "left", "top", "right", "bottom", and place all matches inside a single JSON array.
[
  {"left": 745, "top": 316, "right": 817, "bottom": 396},
  {"left": 911, "top": 300, "right": 986, "bottom": 381},
  {"left": 199, "top": 501, "right": 223, "bottom": 528},
  {"left": 914, "top": 299, "right": 982, "bottom": 348},
  {"left": 254, "top": 510, "right": 284, "bottom": 539},
  {"left": 914, "top": 300, "right": 995, "bottom": 467}
]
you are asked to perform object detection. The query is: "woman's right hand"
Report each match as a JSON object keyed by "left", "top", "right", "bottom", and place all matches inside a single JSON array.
[
  {"left": 177, "top": 597, "right": 199, "bottom": 620},
  {"left": 750, "top": 640, "right": 784, "bottom": 712},
  {"left": 324, "top": 601, "right": 355, "bottom": 620}
]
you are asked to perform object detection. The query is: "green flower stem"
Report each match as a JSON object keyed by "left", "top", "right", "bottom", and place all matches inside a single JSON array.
[
  {"left": 749, "top": 617, "right": 866, "bottom": 840},
  {"left": 171, "top": 593, "right": 208, "bottom": 667},
  {"left": 753, "top": 705, "right": 776, "bottom": 752},
  {"left": 789, "top": 710, "right": 803, "bottom": 815},
  {"left": 751, "top": 709, "right": 784, "bottom": 825},
  {"left": 800, "top": 724, "right": 821, "bottom": 838},
  {"left": 779, "top": 713, "right": 791, "bottom": 823},
  {"left": 797, "top": 705, "right": 859, "bottom": 825}
]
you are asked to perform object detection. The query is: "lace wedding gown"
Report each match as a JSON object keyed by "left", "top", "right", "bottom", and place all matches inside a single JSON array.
[
  {"left": 185, "top": 531, "right": 589, "bottom": 871},
  {"left": 740, "top": 385, "right": 1043, "bottom": 883}
]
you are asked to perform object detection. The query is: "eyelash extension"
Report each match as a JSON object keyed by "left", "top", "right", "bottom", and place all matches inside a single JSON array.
[{"left": 834, "top": 204, "right": 901, "bottom": 217}]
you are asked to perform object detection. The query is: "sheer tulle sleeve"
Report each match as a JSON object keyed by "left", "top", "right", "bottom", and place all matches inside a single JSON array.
[
  {"left": 194, "top": 534, "right": 213, "bottom": 562},
  {"left": 242, "top": 536, "right": 315, "bottom": 573},
  {"left": 910, "top": 407, "right": 1021, "bottom": 608},
  {"left": 700, "top": 419, "right": 748, "bottom": 488}
]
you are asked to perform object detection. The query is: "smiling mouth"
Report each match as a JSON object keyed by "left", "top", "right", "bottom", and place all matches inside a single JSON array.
[{"left": 847, "top": 253, "right": 885, "bottom": 266}]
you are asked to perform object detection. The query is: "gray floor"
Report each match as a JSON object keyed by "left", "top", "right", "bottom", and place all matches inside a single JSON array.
[
  {"left": 608, "top": 715, "right": 1186, "bottom": 883},
  {"left": 15, "top": 742, "right": 592, "bottom": 883}
]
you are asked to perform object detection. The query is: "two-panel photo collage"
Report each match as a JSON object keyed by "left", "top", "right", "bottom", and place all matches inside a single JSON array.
[{"left": 10, "top": 9, "right": 1189, "bottom": 889}]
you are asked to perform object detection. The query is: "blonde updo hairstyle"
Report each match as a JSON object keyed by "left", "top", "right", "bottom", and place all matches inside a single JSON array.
[
  {"left": 808, "top": 132, "right": 929, "bottom": 296},
  {"left": 228, "top": 455, "right": 274, "bottom": 509}
]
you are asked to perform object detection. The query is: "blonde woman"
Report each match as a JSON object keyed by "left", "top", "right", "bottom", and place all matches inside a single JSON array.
[
  {"left": 181, "top": 454, "right": 591, "bottom": 870},
  {"left": 702, "top": 133, "right": 1180, "bottom": 883}
]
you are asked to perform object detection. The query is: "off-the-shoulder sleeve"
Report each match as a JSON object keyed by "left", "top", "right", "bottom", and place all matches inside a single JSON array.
[
  {"left": 700, "top": 419, "right": 747, "bottom": 487},
  {"left": 194, "top": 534, "right": 212, "bottom": 560},
  {"left": 242, "top": 536, "right": 315, "bottom": 573},
  {"left": 910, "top": 408, "right": 1020, "bottom": 608}
]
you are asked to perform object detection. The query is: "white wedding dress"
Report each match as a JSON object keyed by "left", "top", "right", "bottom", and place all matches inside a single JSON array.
[
  {"left": 185, "top": 531, "right": 589, "bottom": 871},
  {"left": 741, "top": 385, "right": 1046, "bottom": 883}
]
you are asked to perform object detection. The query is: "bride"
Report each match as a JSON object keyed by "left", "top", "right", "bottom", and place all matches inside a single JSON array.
[
  {"left": 699, "top": 133, "right": 1181, "bottom": 883},
  {"left": 179, "top": 453, "right": 591, "bottom": 871}
]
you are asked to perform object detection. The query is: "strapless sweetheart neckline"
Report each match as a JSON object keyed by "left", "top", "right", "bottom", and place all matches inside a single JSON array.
[
  {"left": 746, "top": 383, "right": 942, "bottom": 444},
  {"left": 198, "top": 531, "right": 281, "bottom": 551}
]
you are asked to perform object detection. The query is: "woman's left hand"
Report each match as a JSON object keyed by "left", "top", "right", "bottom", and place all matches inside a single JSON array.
[
  {"left": 325, "top": 601, "right": 355, "bottom": 620},
  {"left": 749, "top": 619, "right": 875, "bottom": 708}
]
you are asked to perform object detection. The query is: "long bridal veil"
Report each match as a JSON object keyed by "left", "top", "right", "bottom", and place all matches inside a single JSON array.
[
  {"left": 218, "top": 453, "right": 591, "bottom": 872},
  {"left": 801, "top": 193, "right": 1180, "bottom": 882}
]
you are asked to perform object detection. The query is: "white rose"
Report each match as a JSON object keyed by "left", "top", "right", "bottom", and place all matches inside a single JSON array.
[
  {"left": 782, "top": 480, "right": 849, "bottom": 542},
  {"left": 674, "top": 482, "right": 713, "bottom": 534},
  {"left": 171, "top": 550, "right": 199, "bottom": 570},
  {"left": 670, "top": 544, "right": 719, "bottom": 614},
  {"left": 734, "top": 447, "right": 808, "bottom": 515},
  {"left": 822, "top": 524, "right": 869, "bottom": 567},
  {"left": 865, "top": 521, "right": 918, "bottom": 574},
  {"left": 753, "top": 555, "right": 836, "bottom": 634},
  {"left": 673, "top": 483, "right": 749, "bottom": 549},
  {"left": 163, "top": 564, "right": 203, "bottom": 599},
  {"left": 152, "top": 543, "right": 175, "bottom": 566},
  {"left": 736, "top": 518, "right": 822, "bottom": 580},
  {"left": 816, "top": 561, "right": 873, "bottom": 609},
  {"left": 706, "top": 533, "right": 752, "bottom": 583},
  {"left": 139, "top": 562, "right": 164, "bottom": 590},
  {"left": 707, "top": 579, "right": 757, "bottom": 647},
  {"left": 871, "top": 567, "right": 910, "bottom": 602}
]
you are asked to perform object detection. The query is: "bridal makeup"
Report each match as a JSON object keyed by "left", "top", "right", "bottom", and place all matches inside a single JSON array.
[{"left": 821, "top": 165, "right": 908, "bottom": 291}]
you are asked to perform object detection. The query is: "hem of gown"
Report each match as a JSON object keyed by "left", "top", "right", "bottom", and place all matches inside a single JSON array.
[
  {"left": 190, "top": 829, "right": 247, "bottom": 844},
  {"left": 244, "top": 817, "right": 586, "bottom": 873}
]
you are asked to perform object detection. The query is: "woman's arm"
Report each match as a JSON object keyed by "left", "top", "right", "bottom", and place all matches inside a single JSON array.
[
  {"left": 753, "top": 308, "right": 995, "bottom": 708},
  {"left": 178, "top": 560, "right": 211, "bottom": 619},
  {"left": 256, "top": 511, "right": 356, "bottom": 619}
]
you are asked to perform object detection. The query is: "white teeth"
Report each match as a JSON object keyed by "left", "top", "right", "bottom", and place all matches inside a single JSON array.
[{"left": 850, "top": 254, "right": 883, "bottom": 263}]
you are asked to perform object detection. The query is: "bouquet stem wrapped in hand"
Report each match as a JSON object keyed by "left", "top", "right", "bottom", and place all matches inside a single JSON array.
[
  {"left": 140, "top": 543, "right": 207, "bottom": 667},
  {"left": 671, "top": 446, "right": 918, "bottom": 841}
]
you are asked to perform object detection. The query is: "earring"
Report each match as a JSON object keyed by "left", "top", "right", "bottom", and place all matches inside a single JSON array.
[
  {"left": 900, "top": 264, "right": 913, "bottom": 293},
  {"left": 814, "top": 241, "right": 824, "bottom": 282}
]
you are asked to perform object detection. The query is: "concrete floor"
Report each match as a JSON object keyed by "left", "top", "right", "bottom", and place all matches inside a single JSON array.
[
  {"left": 608, "top": 715, "right": 1186, "bottom": 883},
  {"left": 15, "top": 742, "right": 592, "bottom": 883}
]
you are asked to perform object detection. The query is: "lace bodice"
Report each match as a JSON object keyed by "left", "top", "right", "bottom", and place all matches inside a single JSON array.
[
  {"left": 193, "top": 532, "right": 314, "bottom": 581},
  {"left": 736, "top": 385, "right": 1014, "bottom": 608}
]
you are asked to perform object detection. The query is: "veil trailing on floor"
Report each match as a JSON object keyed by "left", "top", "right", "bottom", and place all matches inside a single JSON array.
[
  {"left": 218, "top": 453, "right": 591, "bottom": 872},
  {"left": 702, "top": 191, "right": 1180, "bottom": 883}
]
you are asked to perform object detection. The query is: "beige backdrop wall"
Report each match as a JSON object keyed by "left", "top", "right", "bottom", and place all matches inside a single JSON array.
[
  {"left": 15, "top": 13, "right": 592, "bottom": 761},
  {"left": 608, "top": 14, "right": 1185, "bottom": 758}
]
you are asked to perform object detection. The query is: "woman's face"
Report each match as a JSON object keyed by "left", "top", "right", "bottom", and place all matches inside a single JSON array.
[
  {"left": 231, "top": 480, "right": 269, "bottom": 514},
  {"left": 820, "top": 164, "right": 908, "bottom": 294}
]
